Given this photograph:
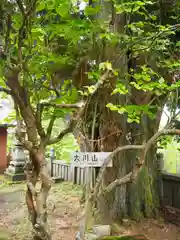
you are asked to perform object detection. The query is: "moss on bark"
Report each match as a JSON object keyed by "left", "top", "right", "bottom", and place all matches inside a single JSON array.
[{"left": 128, "top": 165, "right": 159, "bottom": 220}]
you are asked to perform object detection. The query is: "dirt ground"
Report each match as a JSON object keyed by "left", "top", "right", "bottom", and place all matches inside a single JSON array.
[
  {"left": 0, "top": 181, "right": 180, "bottom": 240},
  {"left": 112, "top": 219, "right": 180, "bottom": 240},
  {"left": 0, "top": 182, "right": 81, "bottom": 240}
]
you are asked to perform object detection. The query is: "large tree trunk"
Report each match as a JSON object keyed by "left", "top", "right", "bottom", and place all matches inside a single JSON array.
[
  {"left": 110, "top": 117, "right": 160, "bottom": 222},
  {"left": 81, "top": 88, "right": 163, "bottom": 224},
  {"left": 78, "top": 0, "right": 171, "bottom": 224}
]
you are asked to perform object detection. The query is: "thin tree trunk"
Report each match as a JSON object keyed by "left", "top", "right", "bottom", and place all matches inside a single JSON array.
[{"left": 25, "top": 149, "right": 52, "bottom": 240}]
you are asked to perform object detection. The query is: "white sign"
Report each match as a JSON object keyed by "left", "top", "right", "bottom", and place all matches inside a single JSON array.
[{"left": 71, "top": 152, "right": 113, "bottom": 167}]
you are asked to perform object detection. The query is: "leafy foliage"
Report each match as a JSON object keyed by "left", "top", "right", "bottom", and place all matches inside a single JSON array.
[
  {"left": 0, "top": 0, "right": 179, "bottom": 238},
  {"left": 0, "top": 0, "right": 179, "bottom": 127},
  {"left": 0, "top": 0, "right": 179, "bottom": 158},
  {"left": 44, "top": 118, "right": 79, "bottom": 161}
]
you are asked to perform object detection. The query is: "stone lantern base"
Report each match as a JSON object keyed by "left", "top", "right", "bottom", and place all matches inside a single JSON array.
[
  {"left": 4, "top": 172, "right": 26, "bottom": 182},
  {"left": 5, "top": 139, "right": 26, "bottom": 182}
]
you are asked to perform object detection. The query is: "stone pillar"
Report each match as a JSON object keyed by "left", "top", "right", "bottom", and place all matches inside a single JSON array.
[{"left": 5, "top": 127, "right": 26, "bottom": 182}]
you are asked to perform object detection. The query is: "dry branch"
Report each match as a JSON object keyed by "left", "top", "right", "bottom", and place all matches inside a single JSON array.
[
  {"left": 95, "top": 128, "right": 180, "bottom": 198},
  {"left": 93, "top": 145, "right": 144, "bottom": 199},
  {"left": 78, "top": 128, "right": 180, "bottom": 240},
  {"left": 144, "top": 129, "right": 180, "bottom": 156}
]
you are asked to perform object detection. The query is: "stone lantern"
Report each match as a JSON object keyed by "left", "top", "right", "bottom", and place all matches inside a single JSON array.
[{"left": 5, "top": 122, "right": 26, "bottom": 181}]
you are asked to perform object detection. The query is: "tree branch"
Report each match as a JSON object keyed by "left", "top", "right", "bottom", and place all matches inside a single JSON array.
[
  {"left": 144, "top": 129, "right": 180, "bottom": 157},
  {"left": 17, "top": 0, "right": 38, "bottom": 63},
  {"left": 4, "top": 14, "right": 12, "bottom": 53},
  {"left": 42, "top": 101, "right": 85, "bottom": 109},
  {"left": 93, "top": 128, "right": 180, "bottom": 198},
  {"left": 0, "top": 86, "right": 12, "bottom": 95},
  {"left": 15, "top": 129, "right": 33, "bottom": 151},
  {"left": 47, "top": 107, "right": 84, "bottom": 145},
  {"left": 47, "top": 69, "right": 112, "bottom": 146},
  {"left": 93, "top": 145, "right": 144, "bottom": 198},
  {"left": 35, "top": 104, "right": 46, "bottom": 139},
  {"left": 41, "top": 102, "right": 85, "bottom": 145},
  {"left": 14, "top": 105, "right": 33, "bottom": 151},
  {"left": 16, "top": 0, "right": 25, "bottom": 15},
  {"left": 167, "top": 109, "right": 180, "bottom": 128},
  {"left": 36, "top": 101, "right": 85, "bottom": 142},
  {"left": 24, "top": 160, "right": 39, "bottom": 226},
  {"left": 46, "top": 115, "right": 56, "bottom": 141},
  {"left": 42, "top": 85, "right": 60, "bottom": 98},
  {"left": 104, "top": 172, "right": 133, "bottom": 194},
  {"left": 15, "top": 122, "right": 33, "bottom": 152}
]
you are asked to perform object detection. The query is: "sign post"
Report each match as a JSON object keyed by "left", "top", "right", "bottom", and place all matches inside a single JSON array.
[
  {"left": 72, "top": 152, "right": 113, "bottom": 240},
  {"left": 71, "top": 152, "right": 112, "bottom": 168}
]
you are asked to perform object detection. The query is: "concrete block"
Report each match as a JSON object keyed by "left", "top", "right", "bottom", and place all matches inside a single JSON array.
[
  {"left": 93, "top": 225, "right": 111, "bottom": 238},
  {"left": 84, "top": 233, "right": 98, "bottom": 240}
]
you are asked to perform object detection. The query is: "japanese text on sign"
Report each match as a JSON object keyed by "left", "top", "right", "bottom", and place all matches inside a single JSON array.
[{"left": 71, "top": 152, "right": 112, "bottom": 167}]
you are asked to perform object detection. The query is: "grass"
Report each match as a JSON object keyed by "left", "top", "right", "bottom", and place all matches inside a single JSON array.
[
  {"left": 53, "top": 182, "right": 82, "bottom": 196},
  {"left": 0, "top": 175, "right": 25, "bottom": 191},
  {"left": 0, "top": 177, "right": 82, "bottom": 196}
]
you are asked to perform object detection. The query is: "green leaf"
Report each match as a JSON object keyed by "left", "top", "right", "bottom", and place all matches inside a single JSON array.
[
  {"left": 118, "top": 107, "right": 126, "bottom": 114},
  {"left": 112, "top": 82, "right": 128, "bottom": 95},
  {"left": 159, "top": 77, "right": 165, "bottom": 84},
  {"left": 37, "top": 2, "right": 46, "bottom": 11},
  {"left": 99, "top": 62, "right": 112, "bottom": 71},
  {"left": 84, "top": 5, "right": 101, "bottom": 16},
  {"left": 56, "top": 4, "right": 69, "bottom": 18},
  {"left": 87, "top": 85, "right": 96, "bottom": 94},
  {"left": 151, "top": 15, "right": 157, "bottom": 21},
  {"left": 106, "top": 103, "right": 119, "bottom": 111}
]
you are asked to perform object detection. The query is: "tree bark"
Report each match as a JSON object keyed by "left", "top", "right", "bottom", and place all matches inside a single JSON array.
[
  {"left": 80, "top": 86, "right": 164, "bottom": 224},
  {"left": 25, "top": 148, "right": 52, "bottom": 240},
  {"left": 5, "top": 71, "right": 52, "bottom": 239},
  {"left": 112, "top": 116, "right": 160, "bottom": 221},
  {"left": 78, "top": 0, "right": 173, "bottom": 224}
]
